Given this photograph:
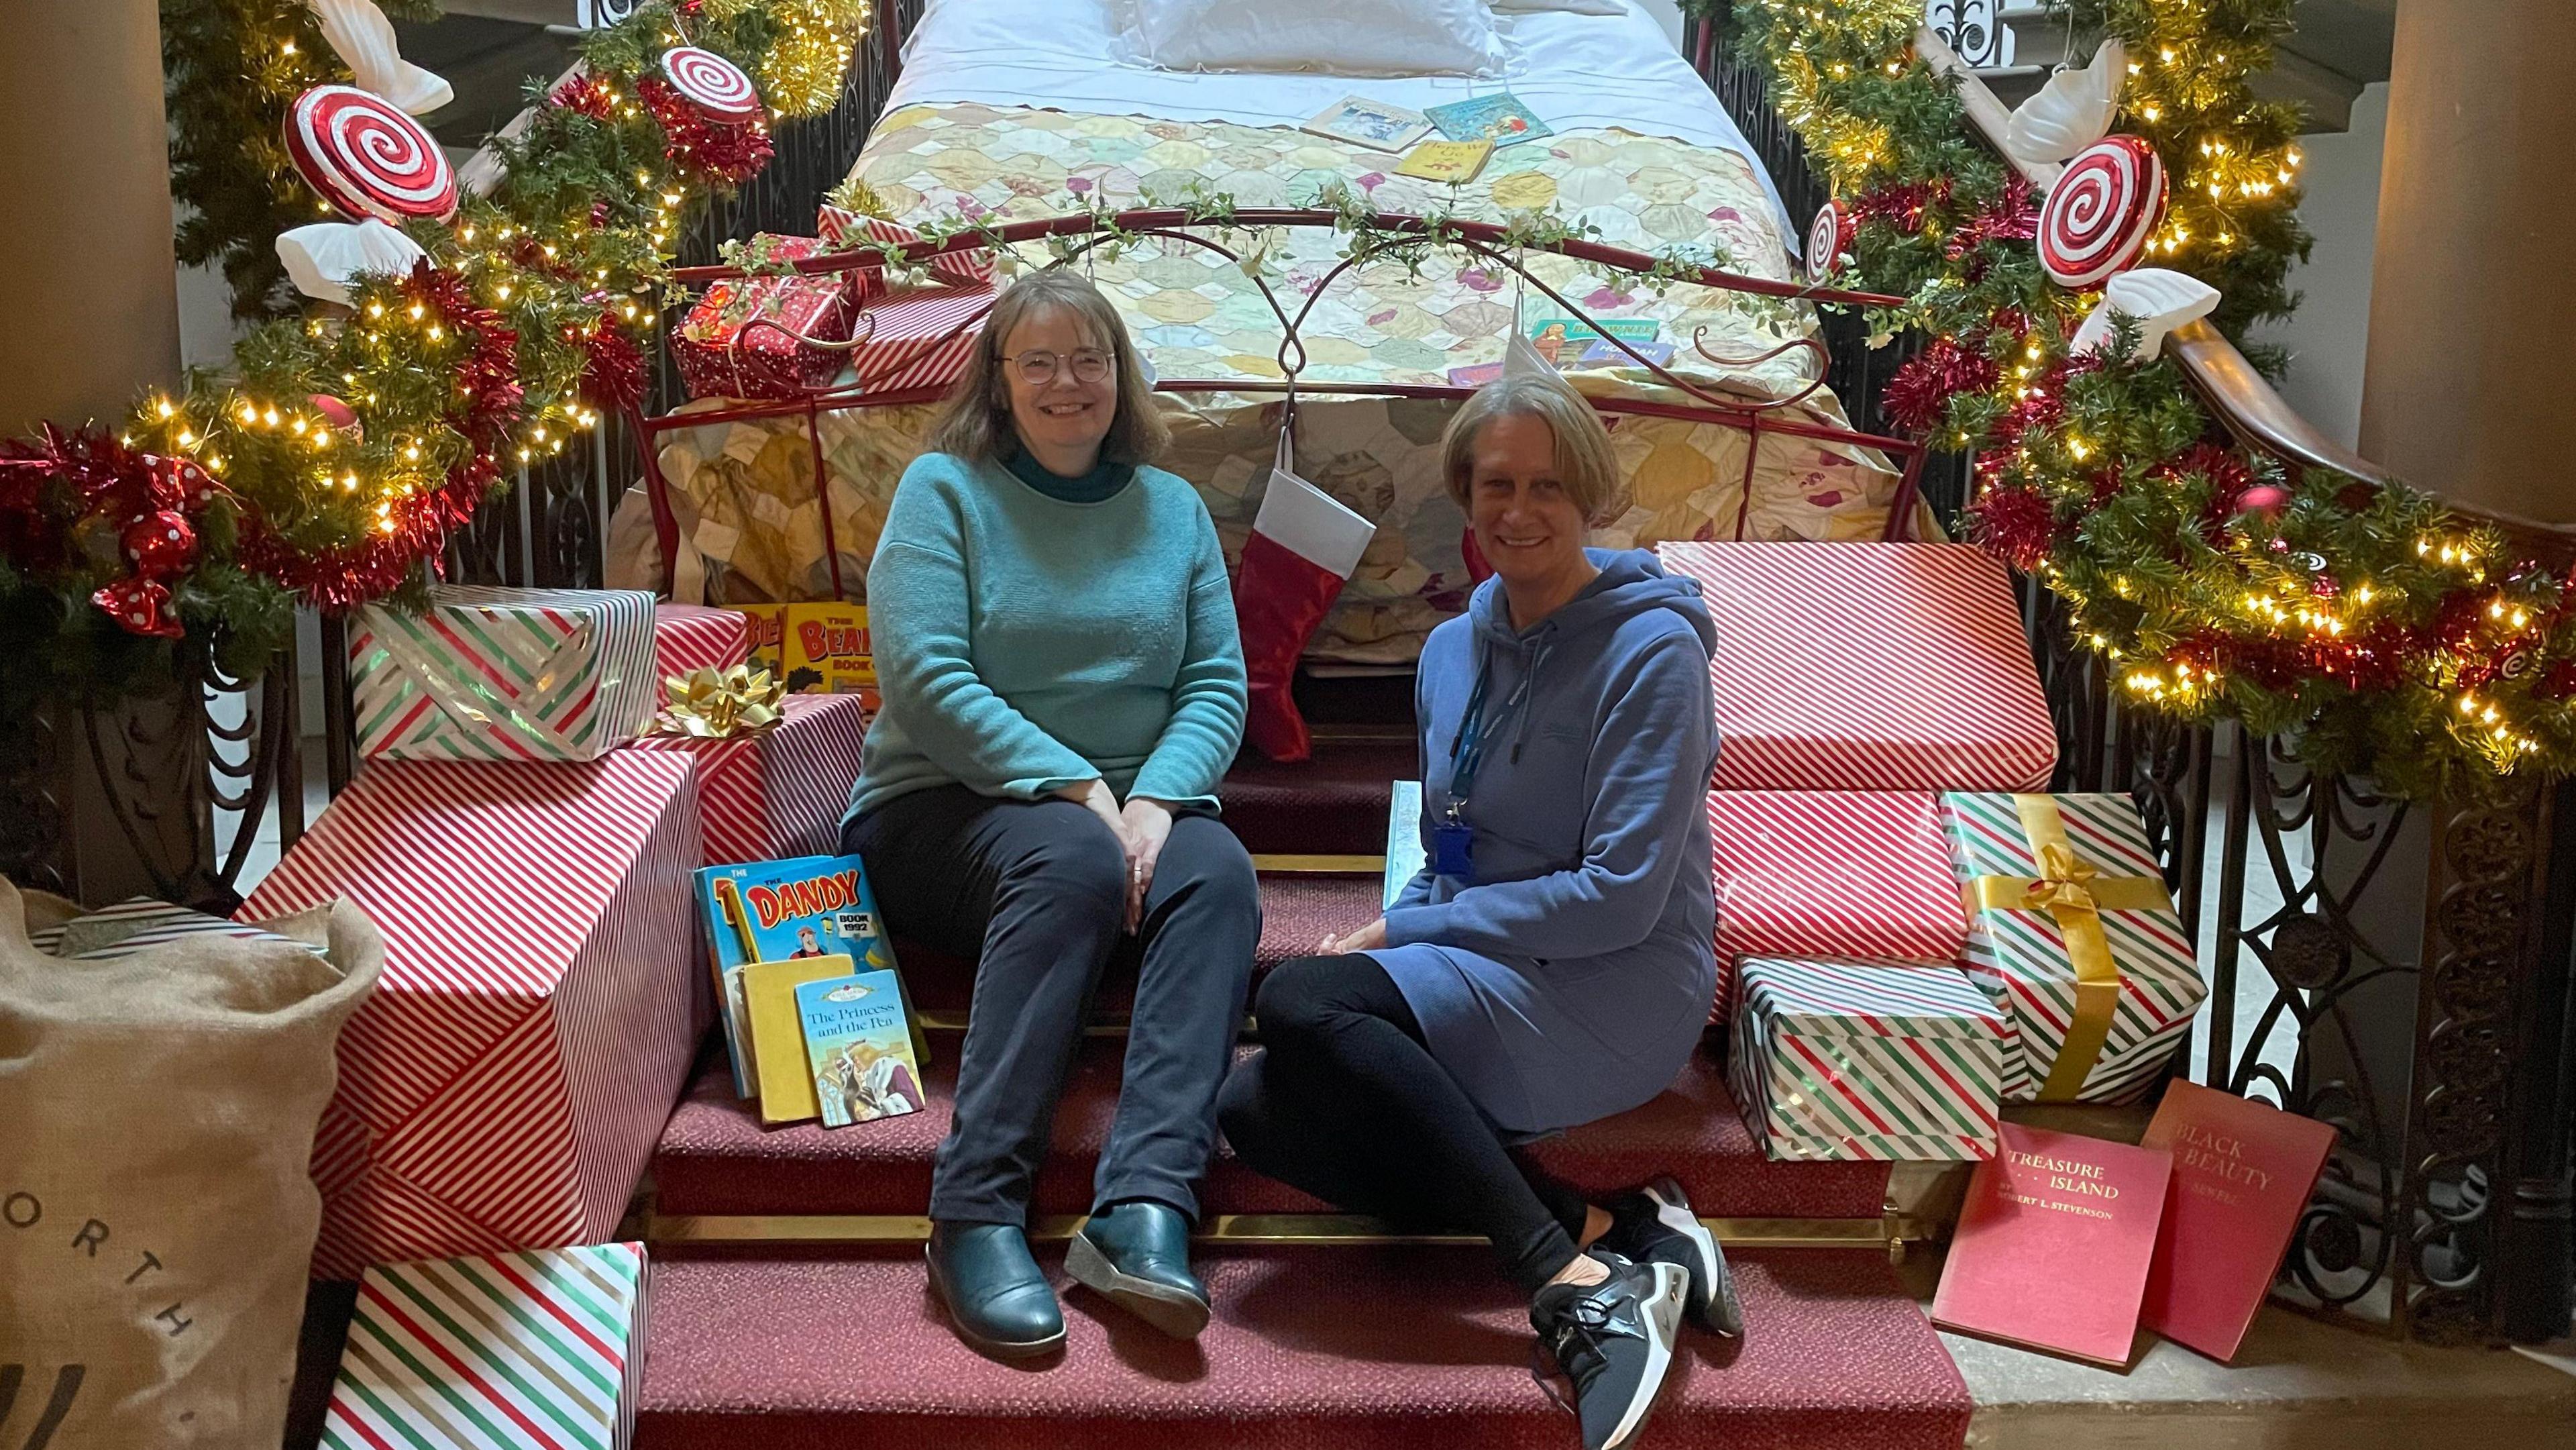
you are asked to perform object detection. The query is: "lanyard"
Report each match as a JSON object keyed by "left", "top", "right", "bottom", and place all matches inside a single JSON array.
[{"left": 1445, "top": 650, "right": 1527, "bottom": 817}]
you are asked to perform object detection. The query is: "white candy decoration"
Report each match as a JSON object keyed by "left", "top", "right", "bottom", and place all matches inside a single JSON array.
[
  {"left": 276, "top": 219, "right": 431, "bottom": 307},
  {"left": 303, "top": 0, "right": 453, "bottom": 115},
  {"left": 2069, "top": 267, "right": 2221, "bottom": 363},
  {"left": 2006, "top": 39, "right": 2127, "bottom": 168}
]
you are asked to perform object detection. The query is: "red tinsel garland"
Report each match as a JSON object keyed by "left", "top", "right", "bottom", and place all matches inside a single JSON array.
[
  {"left": 580, "top": 317, "right": 649, "bottom": 415},
  {"left": 639, "top": 74, "right": 774, "bottom": 188},
  {"left": 1883, "top": 333, "right": 2000, "bottom": 434},
  {"left": 1965, "top": 482, "right": 2059, "bottom": 571}
]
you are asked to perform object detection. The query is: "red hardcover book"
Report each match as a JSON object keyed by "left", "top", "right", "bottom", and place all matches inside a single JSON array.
[
  {"left": 1932, "top": 1123, "right": 2174, "bottom": 1367},
  {"left": 2138, "top": 1079, "right": 2339, "bottom": 1361}
]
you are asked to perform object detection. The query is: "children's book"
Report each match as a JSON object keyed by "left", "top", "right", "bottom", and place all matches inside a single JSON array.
[
  {"left": 1395, "top": 138, "right": 1495, "bottom": 184},
  {"left": 1933, "top": 1123, "right": 2174, "bottom": 1367},
  {"left": 1566, "top": 338, "right": 1677, "bottom": 370},
  {"left": 696, "top": 853, "right": 917, "bottom": 1099},
  {"left": 1424, "top": 93, "right": 1552, "bottom": 148},
  {"left": 1385, "top": 780, "right": 1426, "bottom": 911},
  {"left": 796, "top": 970, "right": 926, "bottom": 1129},
  {"left": 2137, "top": 1080, "right": 2339, "bottom": 1362},
  {"left": 745, "top": 953, "right": 857, "bottom": 1125},
  {"left": 1302, "top": 95, "right": 1433, "bottom": 153}
]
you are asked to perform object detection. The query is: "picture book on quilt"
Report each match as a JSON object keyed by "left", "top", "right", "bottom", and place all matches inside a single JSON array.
[
  {"left": 2138, "top": 1079, "right": 2339, "bottom": 1361},
  {"left": 1424, "top": 93, "right": 1552, "bottom": 147},
  {"left": 1932, "top": 1122, "right": 2174, "bottom": 1367},
  {"left": 1395, "top": 138, "right": 1495, "bottom": 184},
  {"left": 796, "top": 970, "right": 926, "bottom": 1128},
  {"left": 1302, "top": 95, "right": 1433, "bottom": 152},
  {"left": 696, "top": 853, "right": 915, "bottom": 1100}
]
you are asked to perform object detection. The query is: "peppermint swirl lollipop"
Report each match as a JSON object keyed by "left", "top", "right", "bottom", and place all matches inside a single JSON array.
[
  {"left": 2038, "top": 136, "right": 2167, "bottom": 289},
  {"left": 284, "top": 85, "right": 458, "bottom": 224},
  {"left": 1805, "top": 200, "right": 1851, "bottom": 286},
  {"left": 660, "top": 46, "right": 763, "bottom": 122}
]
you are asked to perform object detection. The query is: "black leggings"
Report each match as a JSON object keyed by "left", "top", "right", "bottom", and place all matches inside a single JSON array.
[{"left": 1216, "top": 953, "right": 1591, "bottom": 1294}]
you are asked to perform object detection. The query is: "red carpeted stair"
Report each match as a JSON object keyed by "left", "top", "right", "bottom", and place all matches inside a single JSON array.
[
  {"left": 1222, "top": 733, "right": 1417, "bottom": 857},
  {"left": 635, "top": 1248, "right": 1970, "bottom": 1450},
  {"left": 653, "top": 1036, "right": 1888, "bottom": 1223}
]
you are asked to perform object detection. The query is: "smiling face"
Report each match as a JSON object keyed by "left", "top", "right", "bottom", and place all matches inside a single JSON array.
[
  {"left": 1464, "top": 412, "right": 1591, "bottom": 590},
  {"left": 999, "top": 305, "right": 1117, "bottom": 470}
]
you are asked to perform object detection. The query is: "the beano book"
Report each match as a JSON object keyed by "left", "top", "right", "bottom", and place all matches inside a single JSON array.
[
  {"left": 796, "top": 970, "right": 926, "bottom": 1129},
  {"left": 697, "top": 853, "right": 908, "bottom": 1098}
]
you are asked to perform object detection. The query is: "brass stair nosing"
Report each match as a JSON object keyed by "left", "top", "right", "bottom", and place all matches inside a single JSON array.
[{"left": 648, "top": 1211, "right": 1921, "bottom": 1253}]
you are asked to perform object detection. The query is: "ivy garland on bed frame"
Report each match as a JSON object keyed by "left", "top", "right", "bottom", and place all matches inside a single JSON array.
[{"left": 1695, "top": 0, "right": 2576, "bottom": 795}]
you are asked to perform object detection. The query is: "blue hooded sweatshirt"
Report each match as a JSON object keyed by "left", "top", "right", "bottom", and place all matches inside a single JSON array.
[{"left": 1372, "top": 547, "right": 1719, "bottom": 1137}]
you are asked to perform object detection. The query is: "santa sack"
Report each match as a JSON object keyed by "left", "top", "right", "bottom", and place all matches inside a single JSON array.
[{"left": 0, "top": 881, "right": 382, "bottom": 1449}]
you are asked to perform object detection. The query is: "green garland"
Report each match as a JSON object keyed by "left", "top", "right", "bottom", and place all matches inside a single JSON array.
[
  {"left": 1, "top": 1, "right": 869, "bottom": 723},
  {"left": 1713, "top": 0, "right": 2575, "bottom": 796}
]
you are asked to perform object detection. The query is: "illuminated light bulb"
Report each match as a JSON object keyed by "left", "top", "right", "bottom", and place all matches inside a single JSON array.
[
  {"left": 519, "top": 447, "right": 532, "bottom": 461},
  {"left": 2460, "top": 695, "right": 2479, "bottom": 715},
  {"left": 407, "top": 303, "right": 424, "bottom": 321},
  {"left": 175, "top": 428, "right": 195, "bottom": 446},
  {"left": 154, "top": 398, "right": 175, "bottom": 418},
  {"left": 291, "top": 417, "right": 309, "bottom": 434},
  {"left": 282, "top": 40, "right": 296, "bottom": 54},
  {"left": 2490, "top": 601, "right": 2506, "bottom": 619},
  {"left": 497, "top": 284, "right": 512, "bottom": 300},
  {"left": 2356, "top": 584, "right": 2375, "bottom": 603},
  {"left": 462, "top": 227, "right": 476, "bottom": 242},
  {"left": 368, "top": 302, "right": 383, "bottom": 318}
]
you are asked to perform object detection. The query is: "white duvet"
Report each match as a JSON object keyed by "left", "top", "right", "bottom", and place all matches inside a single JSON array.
[{"left": 885, "top": 0, "right": 1796, "bottom": 246}]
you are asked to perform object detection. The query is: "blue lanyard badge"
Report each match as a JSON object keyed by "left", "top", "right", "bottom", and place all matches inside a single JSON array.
[{"left": 1433, "top": 657, "right": 1521, "bottom": 881}]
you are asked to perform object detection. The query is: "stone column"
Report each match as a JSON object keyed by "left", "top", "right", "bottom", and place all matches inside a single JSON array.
[
  {"left": 2357, "top": 0, "right": 2576, "bottom": 527},
  {"left": 0, "top": 0, "right": 181, "bottom": 436}
]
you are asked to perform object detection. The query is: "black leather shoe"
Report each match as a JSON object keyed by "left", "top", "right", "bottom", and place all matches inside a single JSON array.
[
  {"left": 1065, "top": 1200, "right": 1211, "bottom": 1339},
  {"left": 926, "top": 1221, "right": 1065, "bottom": 1359}
]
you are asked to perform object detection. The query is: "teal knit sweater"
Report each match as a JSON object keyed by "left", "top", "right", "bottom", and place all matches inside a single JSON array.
[{"left": 843, "top": 450, "right": 1247, "bottom": 823}]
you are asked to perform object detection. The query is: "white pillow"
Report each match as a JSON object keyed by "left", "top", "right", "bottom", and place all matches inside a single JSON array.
[
  {"left": 1491, "top": 0, "right": 1625, "bottom": 13},
  {"left": 1122, "top": 0, "right": 1505, "bottom": 78}
]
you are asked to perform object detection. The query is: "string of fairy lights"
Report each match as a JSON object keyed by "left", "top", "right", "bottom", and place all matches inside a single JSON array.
[{"left": 1724, "top": 0, "right": 2575, "bottom": 794}]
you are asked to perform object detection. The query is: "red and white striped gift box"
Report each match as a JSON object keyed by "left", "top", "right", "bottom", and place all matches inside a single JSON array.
[
  {"left": 1658, "top": 541, "right": 2057, "bottom": 791},
  {"left": 623, "top": 692, "right": 867, "bottom": 866},
  {"left": 818, "top": 204, "right": 999, "bottom": 289},
  {"left": 1709, "top": 789, "right": 1967, "bottom": 1020},
  {"left": 850, "top": 283, "right": 994, "bottom": 396},
  {"left": 239, "top": 753, "right": 706, "bottom": 1277},
  {"left": 653, "top": 602, "right": 751, "bottom": 680}
]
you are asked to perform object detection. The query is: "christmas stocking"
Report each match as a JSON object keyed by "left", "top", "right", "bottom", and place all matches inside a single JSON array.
[{"left": 1234, "top": 430, "right": 1375, "bottom": 762}]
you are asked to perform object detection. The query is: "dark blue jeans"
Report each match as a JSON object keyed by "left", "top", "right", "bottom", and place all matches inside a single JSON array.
[{"left": 845, "top": 784, "right": 1260, "bottom": 1226}]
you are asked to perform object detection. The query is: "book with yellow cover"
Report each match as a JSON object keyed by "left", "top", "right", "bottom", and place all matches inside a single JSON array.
[
  {"left": 1395, "top": 139, "right": 1495, "bottom": 185},
  {"left": 744, "top": 953, "right": 860, "bottom": 1125}
]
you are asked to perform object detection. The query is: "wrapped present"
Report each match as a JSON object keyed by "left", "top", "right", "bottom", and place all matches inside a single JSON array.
[
  {"left": 818, "top": 203, "right": 998, "bottom": 289},
  {"left": 1658, "top": 541, "right": 2057, "bottom": 790},
  {"left": 655, "top": 601, "right": 751, "bottom": 679},
  {"left": 324, "top": 1242, "right": 648, "bottom": 1450},
  {"left": 1939, "top": 791, "right": 2206, "bottom": 1104},
  {"left": 352, "top": 586, "right": 660, "bottom": 763},
  {"left": 849, "top": 282, "right": 995, "bottom": 396},
  {"left": 674, "top": 234, "right": 865, "bottom": 401},
  {"left": 626, "top": 692, "right": 868, "bottom": 866},
  {"left": 239, "top": 753, "right": 704, "bottom": 1275},
  {"left": 1708, "top": 790, "right": 1967, "bottom": 1019},
  {"left": 1729, "top": 955, "right": 2006, "bottom": 1161}
]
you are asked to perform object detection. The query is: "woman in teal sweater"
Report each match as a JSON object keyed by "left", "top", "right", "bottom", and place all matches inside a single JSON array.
[{"left": 841, "top": 270, "right": 1254, "bottom": 1359}]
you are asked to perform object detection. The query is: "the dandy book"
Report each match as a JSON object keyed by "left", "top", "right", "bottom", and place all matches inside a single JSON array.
[
  {"left": 1932, "top": 1123, "right": 2173, "bottom": 1366},
  {"left": 2139, "top": 1080, "right": 2338, "bottom": 1361},
  {"left": 796, "top": 970, "right": 926, "bottom": 1128},
  {"left": 698, "top": 853, "right": 902, "bottom": 1098}
]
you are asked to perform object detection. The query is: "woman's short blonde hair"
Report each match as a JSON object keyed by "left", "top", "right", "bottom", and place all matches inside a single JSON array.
[
  {"left": 1438, "top": 377, "right": 1629, "bottom": 525},
  {"left": 926, "top": 268, "right": 1169, "bottom": 466}
]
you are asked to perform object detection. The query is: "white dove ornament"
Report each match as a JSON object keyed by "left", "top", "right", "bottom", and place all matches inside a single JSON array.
[
  {"left": 2070, "top": 267, "right": 2222, "bottom": 364},
  {"left": 2006, "top": 38, "right": 2127, "bottom": 168}
]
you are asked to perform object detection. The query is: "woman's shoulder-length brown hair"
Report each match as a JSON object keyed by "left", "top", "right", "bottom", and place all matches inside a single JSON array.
[{"left": 923, "top": 268, "right": 1170, "bottom": 468}]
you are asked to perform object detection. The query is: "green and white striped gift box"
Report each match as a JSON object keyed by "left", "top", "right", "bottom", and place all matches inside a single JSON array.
[
  {"left": 324, "top": 1242, "right": 648, "bottom": 1450},
  {"left": 1728, "top": 956, "right": 2006, "bottom": 1162},
  {"left": 1938, "top": 792, "right": 2206, "bottom": 1104},
  {"left": 352, "top": 587, "right": 660, "bottom": 763}
]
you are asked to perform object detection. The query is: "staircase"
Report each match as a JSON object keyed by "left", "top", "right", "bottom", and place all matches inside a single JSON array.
[{"left": 631, "top": 696, "right": 1974, "bottom": 1449}]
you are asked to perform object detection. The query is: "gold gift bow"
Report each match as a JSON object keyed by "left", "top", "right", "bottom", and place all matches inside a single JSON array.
[
  {"left": 653, "top": 664, "right": 786, "bottom": 738},
  {"left": 1962, "top": 794, "right": 2174, "bottom": 1101}
]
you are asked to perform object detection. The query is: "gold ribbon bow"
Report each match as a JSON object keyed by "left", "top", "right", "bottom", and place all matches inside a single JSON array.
[
  {"left": 1964, "top": 795, "right": 2174, "bottom": 1102},
  {"left": 653, "top": 664, "right": 786, "bottom": 739}
]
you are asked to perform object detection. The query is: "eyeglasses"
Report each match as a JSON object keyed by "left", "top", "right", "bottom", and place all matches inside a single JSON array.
[{"left": 1008, "top": 348, "right": 1113, "bottom": 386}]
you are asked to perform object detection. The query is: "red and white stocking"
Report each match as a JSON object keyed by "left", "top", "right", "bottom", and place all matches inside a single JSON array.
[{"left": 1233, "top": 431, "right": 1375, "bottom": 762}]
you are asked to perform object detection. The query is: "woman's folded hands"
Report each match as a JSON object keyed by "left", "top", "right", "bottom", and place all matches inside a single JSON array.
[{"left": 1055, "top": 778, "right": 1173, "bottom": 932}]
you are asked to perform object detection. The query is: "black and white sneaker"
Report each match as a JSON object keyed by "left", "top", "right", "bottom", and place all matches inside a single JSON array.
[
  {"left": 1529, "top": 1249, "right": 1689, "bottom": 1450},
  {"left": 1599, "top": 1176, "right": 1742, "bottom": 1337}
]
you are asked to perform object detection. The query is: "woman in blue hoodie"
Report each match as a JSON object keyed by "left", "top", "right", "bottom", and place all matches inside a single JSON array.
[{"left": 1219, "top": 376, "right": 1732, "bottom": 1450}]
